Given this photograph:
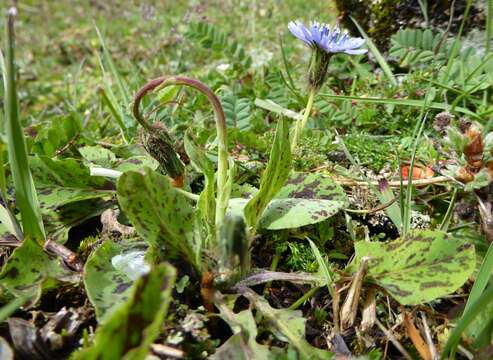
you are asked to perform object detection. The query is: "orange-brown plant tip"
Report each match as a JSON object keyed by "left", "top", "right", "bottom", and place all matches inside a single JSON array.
[
  {"left": 171, "top": 176, "right": 184, "bottom": 188},
  {"left": 200, "top": 272, "right": 215, "bottom": 312},
  {"left": 455, "top": 167, "right": 475, "bottom": 183}
]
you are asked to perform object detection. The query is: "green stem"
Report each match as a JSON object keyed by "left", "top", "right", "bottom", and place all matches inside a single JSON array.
[
  {"left": 486, "top": 0, "right": 492, "bottom": 54},
  {"left": 290, "top": 88, "right": 316, "bottom": 153},
  {"left": 439, "top": 188, "right": 457, "bottom": 232},
  {"left": 263, "top": 252, "right": 281, "bottom": 295},
  {"left": 288, "top": 286, "right": 320, "bottom": 310}
]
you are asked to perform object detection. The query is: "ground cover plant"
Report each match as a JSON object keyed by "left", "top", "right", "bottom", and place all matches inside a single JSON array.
[{"left": 0, "top": 0, "right": 493, "bottom": 359}]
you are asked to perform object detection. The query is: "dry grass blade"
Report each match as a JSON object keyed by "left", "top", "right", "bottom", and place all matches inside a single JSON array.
[
  {"left": 403, "top": 311, "right": 431, "bottom": 360},
  {"left": 340, "top": 258, "right": 368, "bottom": 330},
  {"left": 360, "top": 287, "right": 377, "bottom": 332}
]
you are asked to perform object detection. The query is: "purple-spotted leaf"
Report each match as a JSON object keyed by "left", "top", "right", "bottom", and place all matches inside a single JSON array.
[
  {"left": 275, "top": 172, "right": 348, "bottom": 201},
  {"left": 350, "top": 230, "right": 475, "bottom": 305},
  {"left": 0, "top": 237, "right": 78, "bottom": 303},
  {"left": 117, "top": 168, "right": 199, "bottom": 269},
  {"left": 260, "top": 172, "right": 348, "bottom": 230},
  {"left": 74, "top": 263, "right": 176, "bottom": 360},
  {"left": 30, "top": 156, "right": 114, "bottom": 243},
  {"left": 259, "top": 198, "right": 346, "bottom": 230},
  {"left": 83, "top": 240, "right": 150, "bottom": 320},
  {"left": 227, "top": 173, "right": 347, "bottom": 230}
]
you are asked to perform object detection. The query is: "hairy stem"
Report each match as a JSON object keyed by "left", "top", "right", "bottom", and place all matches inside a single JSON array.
[{"left": 291, "top": 88, "right": 316, "bottom": 153}]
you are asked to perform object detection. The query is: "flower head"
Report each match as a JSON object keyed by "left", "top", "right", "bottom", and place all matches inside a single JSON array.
[
  {"left": 288, "top": 20, "right": 367, "bottom": 90},
  {"left": 288, "top": 20, "right": 367, "bottom": 55}
]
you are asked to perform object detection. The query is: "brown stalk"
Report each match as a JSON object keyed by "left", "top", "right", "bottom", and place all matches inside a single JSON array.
[
  {"left": 340, "top": 257, "right": 368, "bottom": 330},
  {"left": 360, "top": 287, "right": 377, "bottom": 332},
  {"left": 403, "top": 311, "right": 431, "bottom": 360},
  {"left": 376, "top": 319, "right": 413, "bottom": 360},
  {"left": 44, "top": 239, "right": 83, "bottom": 272}
]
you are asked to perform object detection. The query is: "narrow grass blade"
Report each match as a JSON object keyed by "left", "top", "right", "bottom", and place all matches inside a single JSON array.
[
  {"left": 439, "top": 188, "right": 457, "bottom": 232},
  {"left": 0, "top": 294, "right": 30, "bottom": 323},
  {"left": 95, "top": 25, "right": 130, "bottom": 104},
  {"left": 2, "top": 9, "right": 45, "bottom": 242},
  {"left": 442, "top": 0, "right": 473, "bottom": 82},
  {"left": 307, "top": 238, "right": 333, "bottom": 296},
  {"left": 320, "top": 94, "right": 480, "bottom": 119},
  {"left": 487, "top": 0, "right": 493, "bottom": 53},
  {"left": 254, "top": 98, "right": 303, "bottom": 121},
  {"left": 463, "top": 242, "right": 493, "bottom": 315},
  {"left": 403, "top": 113, "right": 428, "bottom": 236},
  {"left": 99, "top": 87, "right": 129, "bottom": 141},
  {"left": 350, "top": 16, "right": 397, "bottom": 86},
  {"left": 441, "top": 285, "right": 493, "bottom": 359}
]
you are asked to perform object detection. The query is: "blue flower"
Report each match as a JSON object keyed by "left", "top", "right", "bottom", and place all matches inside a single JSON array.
[{"left": 288, "top": 20, "right": 367, "bottom": 55}]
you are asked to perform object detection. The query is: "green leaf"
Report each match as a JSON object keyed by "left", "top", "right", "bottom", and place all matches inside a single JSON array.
[
  {"left": 31, "top": 115, "right": 82, "bottom": 156},
  {"left": 459, "top": 238, "right": 493, "bottom": 350},
  {"left": 74, "top": 263, "right": 176, "bottom": 360},
  {"left": 84, "top": 240, "right": 150, "bottom": 320},
  {"left": 185, "top": 22, "right": 252, "bottom": 70},
  {"left": 0, "top": 237, "right": 76, "bottom": 301},
  {"left": 29, "top": 157, "right": 114, "bottom": 242},
  {"left": 244, "top": 119, "right": 291, "bottom": 229},
  {"left": 228, "top": 173, "right": 347, "bottom": 230},
  {"left": 389, "top": 28, "right": 449, "bottom": 67},
  {"left": 259, "top": 172, "right": 347, "bottom": 230},
  {"left": 241, "top": 288, "right": 333, "bottom": 359},
  {"left": 350, "top": 230, "right": 475, "bottom": 305},
  {"left": 30, "top": 156, "right": 114, "bottom": 209},
  {"left": 46, "top": 199, "right": 112, "bottom": 243},
  {"left": 259, "top": 198, "right": 346, "bottom": 230},
  {"left": 221, "top": 91, "right": 252, "bottom": 131},
  {"left": 117, "top": 168, "right": 199, "bottom": 269},
  {"left": 308, "top": 238, "right": 333, "bottom": 295},
  {"left": 113, "top": 155, "right": 159, "bottom": 172},
  {"left": 463, "top": 300, "right": 493, "bottom": 350},
  {"left": 214, "top": 305, "right": 285, "bottom": 359},
  {"left": 441, "top": 285, "right": 493, "bottom": 359},
  {"left": 2, "top": 13, "right": 45, "bottom": 242},
  {"left": 0, "top": 203, "right": 22, "bottom": 240},
  {"left": 184, "top": 131, "right": 215, "bottom": 229},
  {"left": 376, "top": 180, "right": 402, "bottom": 231},
  {"left": 79, "top": 145, "right": 117, "bottom": 167}
]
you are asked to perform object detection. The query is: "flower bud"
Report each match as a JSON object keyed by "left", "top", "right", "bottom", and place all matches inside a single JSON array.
[{"left": 141, "top": 122, "right": 185, "bottom": 184}]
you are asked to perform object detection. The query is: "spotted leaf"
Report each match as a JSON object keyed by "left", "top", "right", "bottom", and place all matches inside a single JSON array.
[
  {"left": 117, "top": 168, "right": 198, "bottom": 269},
  {"left": 84, "top": 240, "right": 150, "bottom": 320},
  {"left": 74, "top": 263, "right": 176, "bottom": 360},
  {"left": 29, "top": 156, "right": 114, "bottom": 242},
  {"left": 0, "top": 237, "right": 77, "bottom": 302},
  {"left": 350, "top": 230, "right": 475, "bottom": 305}
]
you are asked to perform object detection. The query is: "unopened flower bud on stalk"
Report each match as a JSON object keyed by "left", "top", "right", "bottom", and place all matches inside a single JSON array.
[{"left": 141, "top": 122, "right": 185, "bottom": 187}]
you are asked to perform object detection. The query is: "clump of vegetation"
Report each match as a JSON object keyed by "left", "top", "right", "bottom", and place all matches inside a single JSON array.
[{"left": 0, "top": 1, "right": 493, "bottom": 359}]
